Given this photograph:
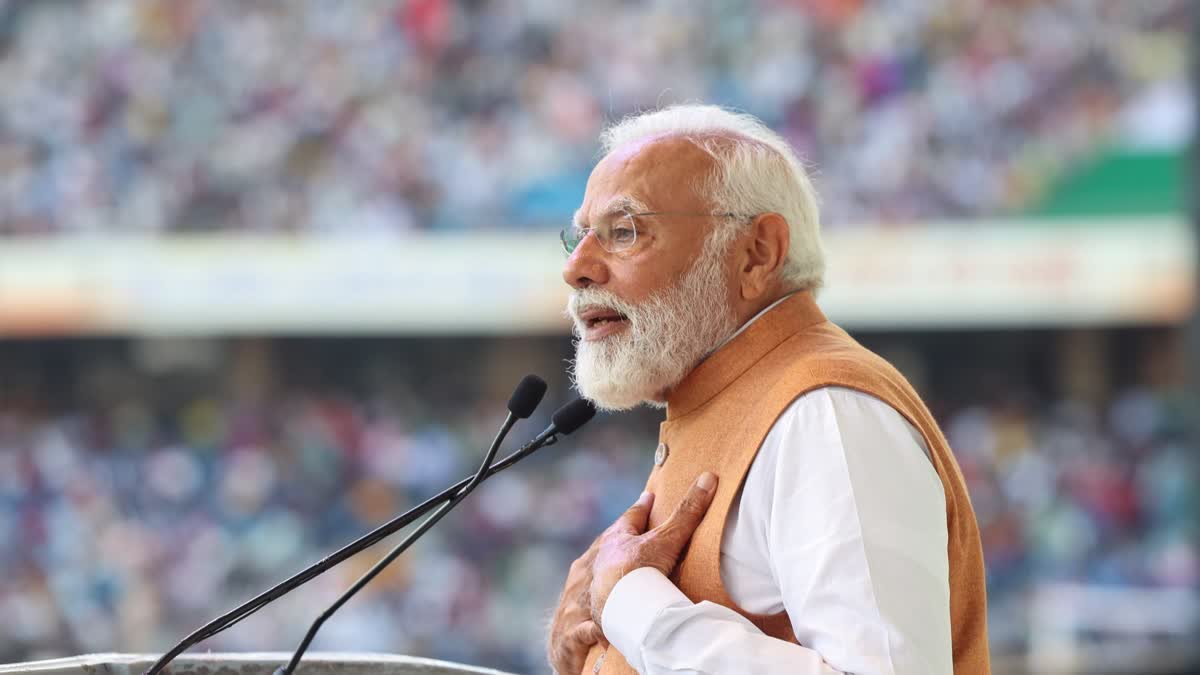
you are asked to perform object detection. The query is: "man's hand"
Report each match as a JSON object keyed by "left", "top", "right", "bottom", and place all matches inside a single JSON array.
[
  {"left": 548, "top": 538, "right": 606, "bottom": 675},
  {"left": 588, "top": 472, "right": 718, "bottom": 624}
]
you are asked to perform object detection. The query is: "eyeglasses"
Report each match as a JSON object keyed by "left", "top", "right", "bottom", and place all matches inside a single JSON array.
[{"left": 560, "top": 211, "right": 745, "bottom": 255}]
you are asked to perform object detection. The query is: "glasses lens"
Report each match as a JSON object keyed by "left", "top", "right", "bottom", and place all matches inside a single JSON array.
[
  {"left": 606, "top": 215, "right": 637, "bottom": 251},
  {"left": 560, "top": 226, "right": 581, "bottom": 254},
  {"left": 561, "top": 216, "right": 636, "bottom": 254}
]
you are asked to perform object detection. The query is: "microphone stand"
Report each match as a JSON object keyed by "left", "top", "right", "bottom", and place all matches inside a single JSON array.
[
  {"left": 142, "top": 421, "right": 563, "bottom": 675},
  {"left": 274, "top": 410, "right": 516, "bottom": 675}
]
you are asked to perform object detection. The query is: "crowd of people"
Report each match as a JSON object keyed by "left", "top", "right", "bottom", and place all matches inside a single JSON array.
[
  {"left": 0, "top": 0, "right": 1187, "bottom": 235},
  {"left": 0, "top": 0, "right": 1195, "bottom": 671},
  {"left": 0, "top": 335, "right": 1195, "bottom": 671}
]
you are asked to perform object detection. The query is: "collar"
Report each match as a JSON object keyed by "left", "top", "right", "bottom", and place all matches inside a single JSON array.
[
  {"left": 708, "top": 291, "right": 800, "bottom": 355},
  {"left": 665, "top": 291, "right": 826, "bottom": 420}
]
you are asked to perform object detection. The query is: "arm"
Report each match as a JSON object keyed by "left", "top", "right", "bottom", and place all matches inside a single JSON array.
[{"left": 601, "top": 387, "right": 953, "bottom": 674}]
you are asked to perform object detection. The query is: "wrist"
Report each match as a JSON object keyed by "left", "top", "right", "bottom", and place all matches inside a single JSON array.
[
  {"left": 590, "top": 561, "right": 640, "bottom": 624},
  {"left": 598, "top": 567, "right": 693, "bottom": 673}
]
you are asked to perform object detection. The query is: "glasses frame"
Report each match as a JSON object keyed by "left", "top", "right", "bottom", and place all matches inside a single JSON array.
[{"left": 560, "top": 211, "right": 747, "bottom": 255}]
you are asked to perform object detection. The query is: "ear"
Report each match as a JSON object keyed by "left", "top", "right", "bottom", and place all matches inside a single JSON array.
[{"left": 737, "top": 213, "right": 790, "bottom": 301}]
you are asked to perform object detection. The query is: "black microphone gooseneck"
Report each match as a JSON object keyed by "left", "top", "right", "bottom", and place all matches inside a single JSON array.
[
  {"left": 275, "top": 396, "right": 597, "bottom": 674},
  {"left": 144, "top": 401, "right": 595, "bottom": 675},
  {"left": 276, "top": 424, "right": 508, "bottom": 672},
  {"left": 142, "top": 375, "right": 555, "bottom": 675}
]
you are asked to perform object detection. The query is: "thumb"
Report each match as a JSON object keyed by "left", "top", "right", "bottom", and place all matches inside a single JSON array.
[
  {"left": 654, "top": 472, "right": 718, "bottom": 546},
  {"left": 615, "top": 490, "right": 654, "bottom": 534}
]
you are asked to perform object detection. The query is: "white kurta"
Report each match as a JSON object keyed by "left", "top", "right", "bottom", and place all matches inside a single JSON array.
[{"left": 600, "top": 386, "right": 954, "bottom": 674}]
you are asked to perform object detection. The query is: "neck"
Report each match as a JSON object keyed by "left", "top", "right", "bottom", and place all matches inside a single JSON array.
[
  {"left": 655, "top": 288, "right": 802, "bottom": 405},
  {"left": 736, "top": 288, "right": 794, "bottom": 326},
  {"left": 663, "top": 290, "right": 825, "bottom": 418},
  {"left": 715, "top": 289, "right": 800, "bottom": 353}
]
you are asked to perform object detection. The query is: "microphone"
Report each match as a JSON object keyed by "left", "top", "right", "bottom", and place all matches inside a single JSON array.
[
  {"left": 485, "top": 397, "right": 596, "bottom": 472},
  {"left": 552, "top": 397, "right": 597, "bottom": 433},
  {"left": 274, "top": 378, "right": 552, "bottom": 675},
  {"left": 275, "top": 396, "right": 595, "bottom": 675},
  {"left": 143, "top": 376, "right": 556, "bottom": 675},
  {"left": 508, "top": 374, "right": 548, "bottom": 419}
]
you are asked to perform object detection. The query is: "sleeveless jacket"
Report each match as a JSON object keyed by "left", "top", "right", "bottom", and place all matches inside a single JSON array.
[{"left": 582, "top": 292, "right": 990, "bottom": 674}]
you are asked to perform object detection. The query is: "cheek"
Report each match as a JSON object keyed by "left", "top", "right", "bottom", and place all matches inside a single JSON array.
[
  {"left": 608, "top": 267, "right": 666, "bottom": 302},
  {"left": 611, "top": 254, "right": 693, "bottom": 299}
]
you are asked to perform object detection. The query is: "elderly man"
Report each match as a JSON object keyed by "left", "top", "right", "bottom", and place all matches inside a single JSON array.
[{"left": 546, "top": 105, "right": 989, "bottom": 675}]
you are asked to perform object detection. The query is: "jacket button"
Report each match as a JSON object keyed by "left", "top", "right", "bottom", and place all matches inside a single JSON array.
[{"left": 654, "top": 442, "right": 669, "bottom": 466}]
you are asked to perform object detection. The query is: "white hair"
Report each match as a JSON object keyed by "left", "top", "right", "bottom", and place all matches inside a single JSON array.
[{"left": 599, "top": 104, "right": 825, "bottom": 292}]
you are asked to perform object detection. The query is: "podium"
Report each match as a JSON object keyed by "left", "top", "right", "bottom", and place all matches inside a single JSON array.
[{"left": 0, "top": 653, "right": 518, "bottom": 675}]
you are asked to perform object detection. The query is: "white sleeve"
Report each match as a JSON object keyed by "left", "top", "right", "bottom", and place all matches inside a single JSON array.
[{"left": 601, "top": 387, "right": 952, "bottom": 674}]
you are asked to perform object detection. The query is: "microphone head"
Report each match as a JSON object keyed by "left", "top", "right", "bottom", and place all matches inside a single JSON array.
[
  {"left": 508, "top": 374, "right": 548, "bottom": 419},
  {"left": 551, "top": 398, "right": 597, "bottom": 435}
]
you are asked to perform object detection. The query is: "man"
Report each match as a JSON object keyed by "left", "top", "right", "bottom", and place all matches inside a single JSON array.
[{"left": 546, "top": 105, "right": 989, "bottom": 675}]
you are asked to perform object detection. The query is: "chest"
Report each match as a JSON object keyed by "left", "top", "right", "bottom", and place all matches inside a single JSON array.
[{"left": 643, "top": 388, "right": 784, "bottom": 594}]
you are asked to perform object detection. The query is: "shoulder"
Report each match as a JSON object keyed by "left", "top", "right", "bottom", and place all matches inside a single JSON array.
[
  {"left": 774, "top": 386, "right": 923, "bottom": 435},
  {"left": 758, "top": 386, "right": 931, "bottom": 469},
  {"left": 778, "top": 327, "right": 907, "bottom": 385},
  {"left": 750, "top": 324, "right": 929, "bottom": 431}
]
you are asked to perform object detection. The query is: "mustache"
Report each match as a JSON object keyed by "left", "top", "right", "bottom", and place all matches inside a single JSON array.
[{"left": 566, "top": 288, "right": 642, "bottom": 323}]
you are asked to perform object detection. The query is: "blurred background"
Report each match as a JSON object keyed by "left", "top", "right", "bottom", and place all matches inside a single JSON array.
[{"left": 0, "top": 1, "right": 1196, "bottom": 673}]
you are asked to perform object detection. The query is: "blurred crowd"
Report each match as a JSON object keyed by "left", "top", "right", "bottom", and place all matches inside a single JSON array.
[
  {"left": 0, "top": 1, "right": 1196, "bottom": 672},
  {"left": 0, "top": 0, "right": 1188, "bottom": 235},
  {"left": 946, "top": 387, "right": 1200, "bottom": 650},
  {"left": 1, "top": 336, "right": 1197, "bottom": 672},
  {"left": 0, "top": 338, "right": 658, "bottom": 671}
]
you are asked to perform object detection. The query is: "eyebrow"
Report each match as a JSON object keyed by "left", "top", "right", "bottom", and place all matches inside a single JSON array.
[{"left": 573, "top": 195, "right": 651, "bottom": 229}]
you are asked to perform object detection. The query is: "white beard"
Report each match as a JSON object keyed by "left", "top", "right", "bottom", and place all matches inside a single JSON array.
[{"left": 567, "top": 239, "right": 739, "bottom": 411}]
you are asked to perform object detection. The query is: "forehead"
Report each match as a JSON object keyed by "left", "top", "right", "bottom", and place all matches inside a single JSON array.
[{"left": 577, "top": 135, "right": 715, "bottom": 222}]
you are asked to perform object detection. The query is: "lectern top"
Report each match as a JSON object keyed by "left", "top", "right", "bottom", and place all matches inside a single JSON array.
[{"left": 0, "top": 653, "right": 518, "bottom": 675}]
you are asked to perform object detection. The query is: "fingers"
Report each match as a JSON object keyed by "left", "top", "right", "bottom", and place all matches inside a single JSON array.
[
  {"left": 572, "top": 619, "right": 604, "bottom": 646},
  {"left": 614, "top": 490, "right": 654, "bottom": 534},
  {"left": 654, "top": 472, "right": 718, "bottom": 546},
  {"left": 570, "top": 545, "right": 598, "bottom": 575},
  {"left": 550, "top": 620, "right": 604, "bottom": 675}
]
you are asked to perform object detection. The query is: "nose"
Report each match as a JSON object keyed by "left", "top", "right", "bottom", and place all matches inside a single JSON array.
[{"left": 562, "top": 231, "right": 610, "bottom": 290}]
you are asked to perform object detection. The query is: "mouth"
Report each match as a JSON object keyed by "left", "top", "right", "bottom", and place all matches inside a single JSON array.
[{"left": 577, "top": 307, "right": 631, "bottom": 340}]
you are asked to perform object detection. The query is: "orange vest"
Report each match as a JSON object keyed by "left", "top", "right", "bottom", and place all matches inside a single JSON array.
[{"left": 582, "top": 292, "right": 990, "bottom": 674}]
